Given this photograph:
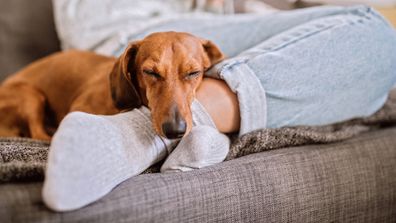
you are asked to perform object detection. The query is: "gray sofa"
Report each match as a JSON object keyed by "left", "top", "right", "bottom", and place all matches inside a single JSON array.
[{"left": 1, "top": 1, "right": 396, "bottom": 222}]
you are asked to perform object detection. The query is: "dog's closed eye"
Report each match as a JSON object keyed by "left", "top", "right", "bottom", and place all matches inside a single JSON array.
[
  {"left": 143, "top": 69, "right": 162, "bottom": 79},
  {"left": 185, "top": 71, "right": 201, "bottom": 80}
]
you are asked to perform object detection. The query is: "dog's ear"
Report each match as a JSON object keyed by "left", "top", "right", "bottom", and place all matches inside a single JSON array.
[
  {"left": 109, "top": 41, "right": 142, "bottom": 110},
  {"left": 201, "top": 39, "right": 224, "bottom": 69}
]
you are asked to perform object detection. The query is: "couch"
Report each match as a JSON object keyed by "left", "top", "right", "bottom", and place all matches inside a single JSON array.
[{"left": 1, "top": 1, "right": 396, "bottom": 222}]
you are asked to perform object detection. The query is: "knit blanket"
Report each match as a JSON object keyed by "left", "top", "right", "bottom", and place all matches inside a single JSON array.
[{"left": 1, "top": 89, "right": 396, "bottom": 182}]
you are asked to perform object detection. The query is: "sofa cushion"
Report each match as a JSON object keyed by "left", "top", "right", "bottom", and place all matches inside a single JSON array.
[
  {"left": 1, "top": 127, "right": 396, "bottom": 222},
  {"left": 0, "top": 0, "right": 60, "bottom": 81}
]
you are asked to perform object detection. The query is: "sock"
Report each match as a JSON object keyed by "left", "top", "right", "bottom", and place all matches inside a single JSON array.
[
  {"left": 42, "top": 107, "right": 177, "bottom": 212},
  {"left": 160, "top": 125, "right": 230, "bottom": 173},
  {"left": 160, "top": 100, "right": 230, "bottom": 173},
  {"left": 43, "top": 100, "right": 230, "bottom": 212}
]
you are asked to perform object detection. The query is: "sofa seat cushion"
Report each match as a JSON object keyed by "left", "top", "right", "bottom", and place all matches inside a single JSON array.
[{"left": 1, "top": 127, "right": 396, "bottom": 223}]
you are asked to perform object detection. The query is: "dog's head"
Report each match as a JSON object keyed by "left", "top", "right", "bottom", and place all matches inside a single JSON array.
[{"left": 110, "top": 32, "right": 224, "bottom": 139}]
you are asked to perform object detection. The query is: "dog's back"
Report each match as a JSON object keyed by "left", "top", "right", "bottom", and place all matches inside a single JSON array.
[{"left": 0, "top": 50, "right": 119, "bottom": 139}]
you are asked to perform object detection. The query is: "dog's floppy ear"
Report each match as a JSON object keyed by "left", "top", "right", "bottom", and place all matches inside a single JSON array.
[
  {"left": 109, "top": 41, "right": 142, "bottom": 110},
  {"left": 201, "top": 39, "right": 224, "bottom": 69}
]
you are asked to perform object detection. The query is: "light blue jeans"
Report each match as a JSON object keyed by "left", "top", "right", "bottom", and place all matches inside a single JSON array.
[{"left": 123, "top": 5, "right": 396, "bottom": 129}]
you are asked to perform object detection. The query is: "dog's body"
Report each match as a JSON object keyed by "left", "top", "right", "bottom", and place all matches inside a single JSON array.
[
  {"left": 0, "top": 32, "right": 224, "bottom": 140},
  {"left": 0, "top": 51, "right": 119, "bottom": 140}
]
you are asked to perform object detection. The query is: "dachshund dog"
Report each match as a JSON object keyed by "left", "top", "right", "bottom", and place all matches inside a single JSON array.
[{"left": 0, "top": 32, "right": 224, "bottom": 140}]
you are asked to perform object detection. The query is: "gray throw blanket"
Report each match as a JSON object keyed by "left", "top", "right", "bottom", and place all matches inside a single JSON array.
[{"left": 1, "top": 89, "right": 396, "bottom": 182}]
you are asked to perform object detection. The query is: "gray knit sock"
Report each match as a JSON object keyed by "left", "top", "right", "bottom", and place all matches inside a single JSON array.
[
  {"left": 43, "top": 100, "right": 230, "bottom": 211},
  {"left": 42, "top": 107, "right": 177, "bottom": 212},
  {"left": 160, "top": 100, "right": 230, "bottom": 173},
  {"left": 160, "top": 125, "right": 230, "bottom": 173}
]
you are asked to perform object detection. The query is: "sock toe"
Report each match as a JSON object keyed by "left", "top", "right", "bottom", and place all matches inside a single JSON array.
[{"left": 160, "top": 126, "right": 230, "bottom": 173}]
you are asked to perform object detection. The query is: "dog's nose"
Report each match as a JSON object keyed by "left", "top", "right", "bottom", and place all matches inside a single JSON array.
[{"left": 162, "top": 120, "right": 187, "bottom": 139}]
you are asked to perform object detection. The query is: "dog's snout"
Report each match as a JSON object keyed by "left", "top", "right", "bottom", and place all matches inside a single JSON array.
[
  {"left": 162, "top": 120, "right": 186, "bottom": 139},
  {"left": 161, "top": 105, "right": 187, "bottom": 139}
]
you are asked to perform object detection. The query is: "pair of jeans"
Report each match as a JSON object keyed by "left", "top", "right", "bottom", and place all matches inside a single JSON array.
[{"left": 122, "top": 5, "right": 396, "bottom": 133}]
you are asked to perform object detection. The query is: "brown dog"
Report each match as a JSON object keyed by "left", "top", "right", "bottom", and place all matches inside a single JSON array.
[{"left": 0, "top": 32, "right": 224, "bottom": 140}]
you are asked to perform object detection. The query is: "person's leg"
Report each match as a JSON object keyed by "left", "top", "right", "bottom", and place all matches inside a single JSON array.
[
  {"left": 243, "top": 5, "right": 396, "bottom": 129},
  {"left": 196, "top": 5, "right": 396, "bottom": 133}
]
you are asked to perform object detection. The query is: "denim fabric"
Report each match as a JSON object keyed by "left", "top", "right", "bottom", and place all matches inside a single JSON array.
[{"left": 126, "top": 5, "right": 396, "bottom": 132}]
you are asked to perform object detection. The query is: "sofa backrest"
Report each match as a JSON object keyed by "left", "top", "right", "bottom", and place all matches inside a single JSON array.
[{"left": 0, "top": 0, "right": 60, "bottom": 81}]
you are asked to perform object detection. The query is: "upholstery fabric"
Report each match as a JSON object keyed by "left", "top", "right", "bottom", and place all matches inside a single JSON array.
[
  {"left": 1, "top": 127, "right": 396, "bottom": 222},
  {"left": 0, "top": 0, "right": 60, "bottom": 81}
]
